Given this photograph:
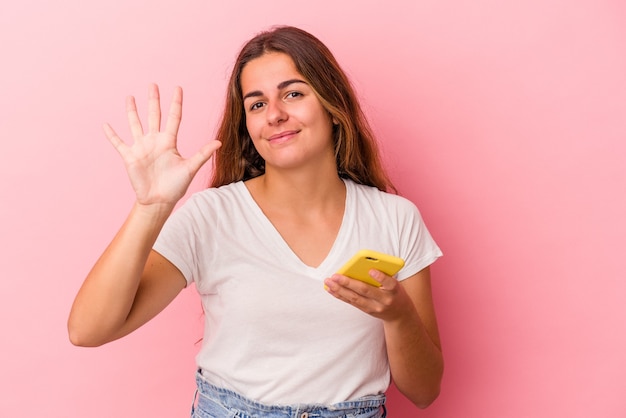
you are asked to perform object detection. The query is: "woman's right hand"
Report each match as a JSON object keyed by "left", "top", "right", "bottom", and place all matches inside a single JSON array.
[{"left": 104, "top": 83, "right": 221, "bottom": 207}]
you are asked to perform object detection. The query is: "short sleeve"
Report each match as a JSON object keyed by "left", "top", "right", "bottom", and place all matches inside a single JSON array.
[
  {"left": 394, "top": 200, "right": 442, "bottom": 281},
  {"left": 153, "top": 195, "right": 214, "bottom": 287}
]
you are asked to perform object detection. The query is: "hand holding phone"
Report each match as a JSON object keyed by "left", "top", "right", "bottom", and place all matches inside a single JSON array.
[{"left": 336, "top": 249, "right": 405, "bottom": 287}]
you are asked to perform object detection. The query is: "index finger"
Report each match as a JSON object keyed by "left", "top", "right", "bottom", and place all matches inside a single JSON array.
[{"left": 164, "top": 86, "right": 183, "bottom": 138}]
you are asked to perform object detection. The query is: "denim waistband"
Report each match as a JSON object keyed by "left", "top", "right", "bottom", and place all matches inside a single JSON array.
[{"left": 193, "top": 369, "right": 386, "bottom": 418}]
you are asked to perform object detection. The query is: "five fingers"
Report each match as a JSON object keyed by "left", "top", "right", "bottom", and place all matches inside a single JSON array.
[{"left": 103, "top": 84, "right": 220, "bottom": 177}]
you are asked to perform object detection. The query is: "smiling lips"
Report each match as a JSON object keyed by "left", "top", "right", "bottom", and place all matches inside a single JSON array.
[{"left": 268, "top": 130, "right": 299, "bottom": 144}]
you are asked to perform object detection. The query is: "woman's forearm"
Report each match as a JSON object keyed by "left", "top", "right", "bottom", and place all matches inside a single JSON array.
[
  {"left": 384, "top": 308, "right": 444, "bottom": 408},
  {"left": 67, "top": 202, "right": 174, "bottom": 346}
]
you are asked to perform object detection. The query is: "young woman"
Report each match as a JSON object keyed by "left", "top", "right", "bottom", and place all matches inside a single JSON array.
[{"left": 68, "top": 26, "right": 443, "bottom": 417}]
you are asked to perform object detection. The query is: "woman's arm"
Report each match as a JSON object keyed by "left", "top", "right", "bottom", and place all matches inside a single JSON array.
[
  {"left": 381, "top": 268, "right": 443, "bottom": 407},
  {"left": 67, "top": 204, "right": 185, "bottom": 347},
  {"left": 68, "top": 84, "right": 220, "bottom": 346},
  {"left": 324, "top": 266, "right": 443, "bottom": 408}
]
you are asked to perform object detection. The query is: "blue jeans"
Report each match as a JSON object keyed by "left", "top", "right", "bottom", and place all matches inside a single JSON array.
[{"left": 192, "top": 370, "right": 387, "bottom": 418}]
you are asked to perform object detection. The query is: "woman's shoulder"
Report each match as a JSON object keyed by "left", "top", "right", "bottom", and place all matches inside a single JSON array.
[
  {"left": 346, "top": 179, "right": 417, "bottom": 210},
  {"left": 189, "top": 181, "right": 245, "bottom": 201},
  {"left": 177, "top": 182, "right": 247, "bottom": 215}
]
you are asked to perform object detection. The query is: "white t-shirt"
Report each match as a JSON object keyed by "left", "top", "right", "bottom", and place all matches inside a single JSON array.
[{"left": 153, "top": 179, "right": 442, "bottom": 405}]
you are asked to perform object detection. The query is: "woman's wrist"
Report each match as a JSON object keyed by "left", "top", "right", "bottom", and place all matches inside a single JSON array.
[{"left": 129, "top": 201, "right": 176, "bottom": 235}]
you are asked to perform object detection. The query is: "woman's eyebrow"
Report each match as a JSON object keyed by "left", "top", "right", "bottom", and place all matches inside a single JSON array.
[
  {"left": 277, "top": 78, "right": 307, "bottom": 90},
  {"left": 243, "top": 79, "right": 307, "bottom": 101}
]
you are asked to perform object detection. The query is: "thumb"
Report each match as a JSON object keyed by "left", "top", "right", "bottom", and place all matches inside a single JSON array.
[{"left": 186, "top": 140, "right": 222, "bottom": 175}]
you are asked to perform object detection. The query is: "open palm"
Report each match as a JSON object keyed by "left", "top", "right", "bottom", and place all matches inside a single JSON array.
[{"left": 104, "top": 84, "right": 221, "bottom": 206}]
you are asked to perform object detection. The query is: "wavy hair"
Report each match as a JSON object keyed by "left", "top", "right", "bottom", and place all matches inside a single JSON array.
[{"left": 210, "top": 26, "right": 395, "bottom": 193}]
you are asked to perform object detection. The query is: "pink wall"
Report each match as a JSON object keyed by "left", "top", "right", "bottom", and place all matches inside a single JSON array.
[{"left": 1, "top": 0, "right": 624, "bottom": 416}]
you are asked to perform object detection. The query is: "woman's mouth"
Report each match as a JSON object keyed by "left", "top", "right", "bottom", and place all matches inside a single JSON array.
[{"left": 268, "top": 130, "right": 299, "bottom": 144}]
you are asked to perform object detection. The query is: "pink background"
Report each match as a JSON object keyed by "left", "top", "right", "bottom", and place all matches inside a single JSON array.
[{"left": 1, "top": 0, "right": 625, "bottom": 416}]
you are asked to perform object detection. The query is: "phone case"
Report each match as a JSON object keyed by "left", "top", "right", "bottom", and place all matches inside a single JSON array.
[{"left": 336, "top": 249, "right": 405, "bottom": 287}]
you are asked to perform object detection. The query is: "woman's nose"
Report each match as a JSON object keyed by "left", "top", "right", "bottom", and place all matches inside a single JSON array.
[{"left": 266, "top": 100, "right": 288, "bottom": 125}]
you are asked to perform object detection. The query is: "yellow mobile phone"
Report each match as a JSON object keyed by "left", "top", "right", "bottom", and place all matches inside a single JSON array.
[{"left": 337, "top": 249, "right": 405, "bottom": 287}]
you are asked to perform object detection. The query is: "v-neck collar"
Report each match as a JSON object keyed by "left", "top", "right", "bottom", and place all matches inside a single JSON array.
[{"left": 235, "top": 179, "right": 353, "bottom": 274}]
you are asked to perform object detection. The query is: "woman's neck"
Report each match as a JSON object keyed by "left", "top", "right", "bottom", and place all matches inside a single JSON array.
[
  {"left": 244, "top": 166, "right": 347, "bottom": 267},
  {"left": 246, "top": 165, "right": 345, "bottom": 212}
]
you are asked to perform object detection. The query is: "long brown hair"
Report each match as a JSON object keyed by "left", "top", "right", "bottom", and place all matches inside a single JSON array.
[{"left": 210, "top": 26, "right": 396, "bottom": 193}]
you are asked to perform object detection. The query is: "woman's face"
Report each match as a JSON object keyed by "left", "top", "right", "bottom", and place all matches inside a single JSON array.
[{"left": 240, "top": 52, "right": 335, "bottom": 172}]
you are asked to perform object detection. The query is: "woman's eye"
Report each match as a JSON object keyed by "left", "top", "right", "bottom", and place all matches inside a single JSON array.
[
  {"left": 285, "top": 91, "right": 302, "bottom": 99},
  {"left": 249, "top": 102, "right": 265, "bottom": 111}
]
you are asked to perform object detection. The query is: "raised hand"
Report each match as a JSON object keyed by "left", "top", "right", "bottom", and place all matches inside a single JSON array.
[{"left": 104, "top": 84, "right": 221, "bottom": 207}]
